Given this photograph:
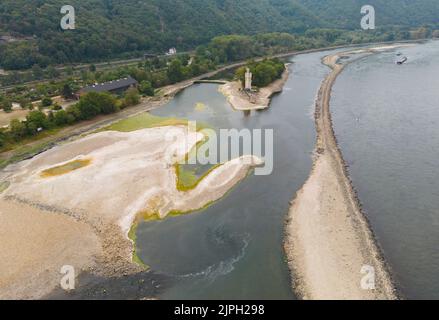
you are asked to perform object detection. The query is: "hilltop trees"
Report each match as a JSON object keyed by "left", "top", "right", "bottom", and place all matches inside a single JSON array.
[{"left": 207, "top": 35, "right": 256, "bottom": 63}]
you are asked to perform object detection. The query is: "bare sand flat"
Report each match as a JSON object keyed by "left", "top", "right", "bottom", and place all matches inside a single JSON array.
[
  {"left": 0, "top": 109, "right": 29, "bottom": 128},
  {"left": 285, "top": 47, "right": 404, "bottom": 300},
  {"left": 0, "top": 199, "right": 101, "bottom": 299},
  {"left": 219, "top": 67, "right": 289, "bottom": 111},
  {"left": 0, "top": 125, "right": 262, "bottom": 298}
]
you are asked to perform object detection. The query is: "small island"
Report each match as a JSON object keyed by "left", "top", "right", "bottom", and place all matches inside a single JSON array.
[{"left": 219, "top": 58, "right": 289, "bottom": 111}]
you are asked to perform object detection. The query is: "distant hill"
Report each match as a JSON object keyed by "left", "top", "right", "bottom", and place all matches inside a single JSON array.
[
  {"left": 0, "top": 0, "right": 438, "bottom": 69},
  {"left": 295, "top": 0, "right": 439, "bottom": 29}
]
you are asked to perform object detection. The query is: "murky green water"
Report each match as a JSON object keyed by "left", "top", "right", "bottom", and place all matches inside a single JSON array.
[
  {"left": 332, "top": 40, "right": 439, "bottom": 299},
  {"left": 134, "top": 50, "right": 338, "bottom": 299}
]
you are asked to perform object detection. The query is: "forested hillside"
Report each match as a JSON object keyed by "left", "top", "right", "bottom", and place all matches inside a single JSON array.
[
  {"left": 296, "top": 0, "right": 439, "bottom": 29},
  {"left": 0, "top": 0, "right": 438, "bottom": 70}
]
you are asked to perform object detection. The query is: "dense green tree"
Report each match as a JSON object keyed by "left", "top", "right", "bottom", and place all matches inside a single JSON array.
[
  {"left": 18, "top": 97, "right": 31, "bottom": 109},
  {"left": 9, "top": 119, "right": 27, "bottom": 140},
  {"left": 124, "top": 88, "right": 141, "bottom": 106},
  {"left": 53, "top": 110, "right": 75, "bottom": 126},
  {"left": 25, "top": 110, "right": 50, "bottom": 134},
  {"left": 66, "top": 104, "right": 82, "bottom": 121},
  {"left": 75, "top": 92, "right": 118, "bottom": 119},
  {"left": 236, "top": 59, "right": 285, "bottom": 88},
  {"left": 77, "top": 93, "right": 102, "bottom": 119},
  {"left": 167, "top": 60, "right": 184, "bottom": 83},
  {"left": 31, "top": 65, "right": 44, "bottom": 79},
  {"left": 62, "top": 84, "right": 74, "bottom": 99},
  {"left": 41, "top": 97, "right": 53, "bottom": 107},
  {"left": 139, "top": 81, "right": 155, "bottom": 96},
  {"left": 0, "top": 99, "right": 13, "bottom": 112}
]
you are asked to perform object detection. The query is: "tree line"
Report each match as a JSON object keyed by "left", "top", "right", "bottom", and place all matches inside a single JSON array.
[{"left": 0, "top": 88, "right": 140, "bottom": 149}]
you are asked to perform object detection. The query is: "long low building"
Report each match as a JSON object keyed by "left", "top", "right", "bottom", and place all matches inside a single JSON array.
[{"left": 79, "top": 76, "right": 138, "bottom": 96}]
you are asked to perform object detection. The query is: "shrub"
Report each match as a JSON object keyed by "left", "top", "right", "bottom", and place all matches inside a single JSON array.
[
  {"left": 124, "top": 87, "right": 140, "bottom": 106},
  {"left": 41, "top": 96, "right": 53, "bottom": 107},
  {"left": 139, "top": 81, "right": 155, "bottom": 96}
]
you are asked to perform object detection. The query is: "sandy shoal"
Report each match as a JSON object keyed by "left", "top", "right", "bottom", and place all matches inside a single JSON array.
[
  {"left": 0, "top": 199, "right": 101, "bottom": 299},
  {"left": 284, "top": 47, "right": 405, "bottom": 300}
]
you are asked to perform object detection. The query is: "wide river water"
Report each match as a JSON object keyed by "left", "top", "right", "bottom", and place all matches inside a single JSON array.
[
  {"left": 332, "top": 40, "right": 439, "bottom": 299},
  {"left": 135, "top": 50, "right": 341, "bottom": 299}
]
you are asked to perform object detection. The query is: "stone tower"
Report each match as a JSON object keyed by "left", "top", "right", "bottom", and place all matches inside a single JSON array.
[{"left": 244, "top": 68, "right": 252, "bottom": 91}]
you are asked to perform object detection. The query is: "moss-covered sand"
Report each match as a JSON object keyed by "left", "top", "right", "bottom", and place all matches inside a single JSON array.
[
  {"left": 40, "top": 159, "right": 92, "bottom": 178},
  {"left": 0, "top": 181, "right": 10, "bottom": 194}
]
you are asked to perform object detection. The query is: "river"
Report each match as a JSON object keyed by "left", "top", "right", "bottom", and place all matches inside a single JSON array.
[{"left": 331, "top": 40, "right": 439, "bottom": 299}]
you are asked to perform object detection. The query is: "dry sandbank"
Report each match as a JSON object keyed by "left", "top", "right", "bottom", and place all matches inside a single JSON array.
[
  {"left": 284, "top": 46, "right": 409, "bottom": 300},
  {"left": 0, "top": 125, "right": 262, "bottom": 299}
]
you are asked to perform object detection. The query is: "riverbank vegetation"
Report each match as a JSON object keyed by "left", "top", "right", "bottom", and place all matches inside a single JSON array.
[{"left": 0, "top": 88, "right": 140, "bottom": 151}]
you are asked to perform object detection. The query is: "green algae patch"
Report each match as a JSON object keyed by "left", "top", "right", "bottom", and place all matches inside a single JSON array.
[
  {"left": 0, "top": 181, "right": 10, "bottom": 193},
  {"left": 175, "top": 163, "right": 222, "bottom": 192},
  {"left": 138, "top": 210, "right": 162, "bottom": 222},
  {"left": 99, "top": 112, "right": 210, "bottom": 133},
  {"left": 128, "top": 222, "right": 149, "bottom": 270},
  {"left": 40, "top": 159, "right": 92, "bottom": 178},
  {"left": 100, "top": 113, "right": 187, "bottom": 132},
  {"left": 194, "top": 102, "right": 207, "bottom": 112},
  {"left": 175, "top": 165, "right": 199, "bottom": 190}
]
